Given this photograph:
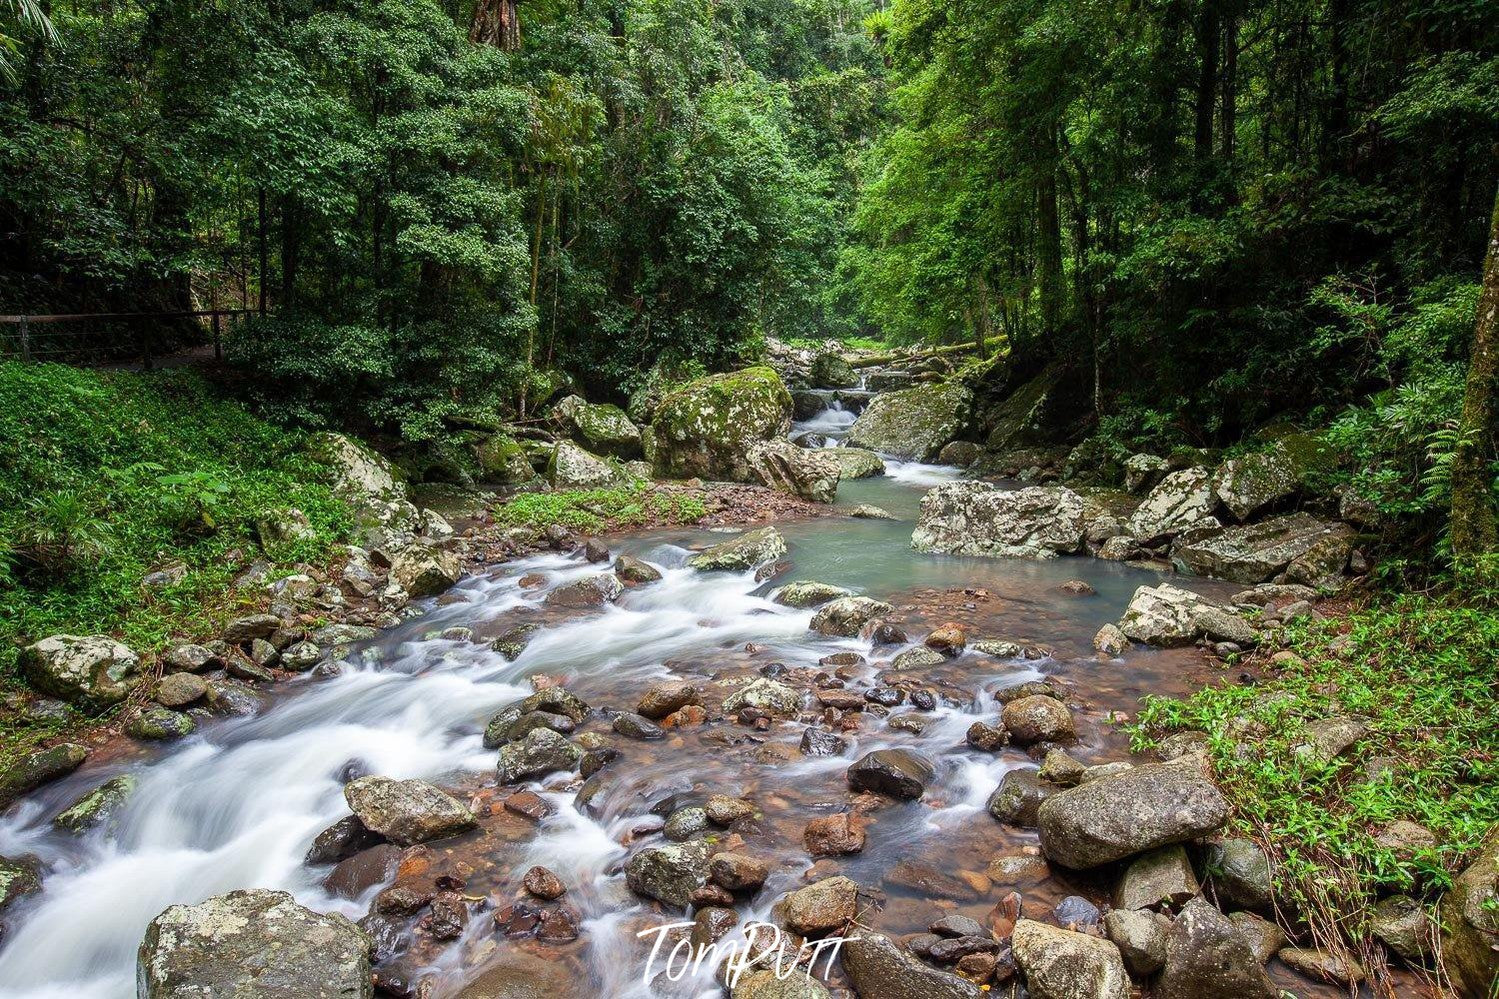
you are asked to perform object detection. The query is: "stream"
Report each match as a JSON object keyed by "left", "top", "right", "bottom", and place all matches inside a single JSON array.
[{"left": 0, "top": 412, "right": 1343, "bottom": 998}]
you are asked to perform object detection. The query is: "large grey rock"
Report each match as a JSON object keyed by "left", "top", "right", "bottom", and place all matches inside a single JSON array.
[
  {"left": 1124, "top": 454, "right": 1170, "bottom": 494},
  {"left": 137, "top": 889, "right": 373, "bottom": 998},
  {"left": 1440, "top": 825, "right": 1499, "bottom": 998},
  {"left": 343, "top": 776, "right": 476, "bottom": 845},
  {"left": 1212, "top": 449, "right": 1297, "bottom": 521},
  {"left": 1104, "top": 908, "right": 1170, "bottom": 976},
  {"left": 1202, "top": 838, "right": 1275, "bottom": 913},
  {"left": 1118, "top": 583, "right": 1254, "bottom": 647},
  {"left": 1370, "top": 894, "right": 1431, "bottom": 963},
  {"left": 21, "top": 635, "right": 140, "bottom": 708},
  {"left": 1115, "top": 845, "right": 1200, "bottom": 910},
  {"left": 747, "top": 438, "right": 840, "bottom": 503},
  {"left": 626, "top": 838, "right": 712, "bottom": 908},
  {"left": 389, "top": 544, "right": 461, "bottom": 598},
  {"left": 809, "top": 595, "right": 893, "bottom": 637},
  {"left": 911, "top": 482, "right": 1085, "bottom": 559},
  {"left": 809, "top": 353, "right": 859, "bottom": 389},
  {"left": 1155, "top": 896, "right": 1277, "bottom": 999},
  {"left": 0, "top": 743, "right": 88, "bottom": 807},
  {"left": 840, "top": 931, "right": 985, "bottom": 999},
  {"left": 548, "top": 440, "right": 625, "bottom": 489},
  {"left": 1002, "top": 695, "right": 1075, "bottom": 744},
  {"left": 845, "top": 382, "right": 973, "bottom": 461},
  {"left": 1037, "top": 761, "right": 1230, "bottom": 869},
  {"left": 498, "top": 728, "right": 584, "bottom": 783},
  {"left": 831, "top": 447, "right": 886, "bottom": 479},
  {"left": 1010, "top": 919, "right": 1129, "bottom": 999},
  {"left": 1174, "top": 512, "right": 1354, "bottom": 585},
  {"left": 552, "top": 395, "right": 642, "bottom": 458},
  {"left": 544, "top": 572, "right": 624, "bottom": 608},
  {"left": 687, "top": 526, "right": 788, "bottom": 571},
  {"left": 782, "top": 875, "right": 858, "bottom": 934},
  {"left": 651, "top": 367, "right": 793, "bottom": 481},
  {"left": 987, "top": 768, "right": 1056, "bottom": 826},
  {"left": 1126, "top": 469, "right": 1219, "bottom": 543}
]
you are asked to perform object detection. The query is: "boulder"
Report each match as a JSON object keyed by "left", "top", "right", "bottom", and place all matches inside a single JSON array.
[
  {"left": 850, "top": 503, "right": 896, "bottom": 519},
  {"left": 782, "top": 876, "right": 859, "bottom": 935},
  {"left": 1278, "top": 946, "right": 1365, "bottom": 985},
  {"left": 1201, "top": 838, "right": 1275, "bottom": 913},
  {"left": 1440, "top": 825, "right": 1499, "bottom": 998},
  {"left": 805, "top": 812, "right": 867, "bottom": 856},
  {"left": 342, "top": 776, "right": 477, "bottom": 845},
  {"left": 1174, "top": 512, "right": 1354, "bottom": 585},
  {"left": 552, "top": 395, "right": 642, "bottom": 458},
  {"left": 1370, "top": 894, "right": 1431, "bottom": 963},
  {"left": 1037, "top": 761, "right": 1230, "bottom": 869},
  {"left": 1115, "top": 845, "right": 1200, "bottom": 910},
  {"left": 1124, "top": 454, "right": 1170, "bottom": 494},
  {"left": 1118, "top": 583, "right": 1253, "bottom": 647},
  {"left": 1212, "top": 449, "right": 1297, "bottom": 521},
  {"left": 846, "top": 749, "right": 934, "bottom": 800},
  {"left": 0, "top": 743, "right": 88, "bottom": 807},
  {"left": 549, "top": 440, "right": 625, "bottom": 489},
  {"left": 987, "top": 768, "right": 1056, "bottom": 827},
  {"left": 498, "top": 728, "right": 584, "bottom": 783},
  {"left": 809, "top": 596, "right": 893, "bottom": 637},
  {"left": 651, "top": 367, "right": 793, "bottom": 481},
  {"left": 637, "top": 681, "right": 700, "bottom": 719},
  {"left": 722, "top": 678, "right": 801, "bottom": 716},
  {"left": 846, "top": 382, "right": 973, "bottom": 461},
  {"left": 1155, "top": 897, "right": 1277, "bottom": 999},
  {"left": 137, "top": 889, "right": 373, "bottom": 999},
  {"left": 911, "top": 483, "right": 1085, "bottom": 559},
  {"left": 810, "top": 353, "right": 859, "bottom": 389},
  {"left": 687, "top": 526, "right": 788, "bottom": 571},
  {"left": 1093, "top": 623, "right": 1128, "bottom": 657},
  {"left": 832, "top": 447, "right": 886, "bottom": 479},
  {"left": 544, "top": 572, "right": 624, "bottom": 607},
  {"left": 53, "top": 774, "right": 137, "bottom": 833},
  {"left": 474, "top": 432, "right": 537, "bottom": 485},
  {"left": 1002, "top": 695, "right": 1074, "bottom": 744},
  {"left": 614, "top": 554, "right": 663, "bottom": 584},
  {"left": 774, "top": 581, "right": 853, "bottom": 608},
  {"left": 1125, "top": 469, "right": 1219, "bottom": 544},
  {"left": 127, "top": 707, "right": 196, "bottom": 740},
  {"left": 840, "top": 931, "right": 984, "bottom": 999},
  {"left": 747, "top": 438, "right": 841, "bottom": 503},
  {"left": 709, "top": 851, "right": 770, "bottom": 891},
  {"left": 626, "top": 838, "right": 712, "bottom": 908},
  {"left": 0, "top": 853, "right": 42, "bottom": 917},
  {"left": 731, "top": 969, "right": 832, "bottom": 999},
  {"left": 1227, "top": 911, "right": 1285, "bottom": 964},
  {"left": 389, "top": 544, "right": 461, "bottom": 598},
  {"left": 1104, "top": 908, "right": 1170, "bottom": 976},
  {"left": 20, "top": 634, "right": 140, "bottom": 708},
  {"left": 1010, "top": 920, "right": 1130, "bottom": 999}
]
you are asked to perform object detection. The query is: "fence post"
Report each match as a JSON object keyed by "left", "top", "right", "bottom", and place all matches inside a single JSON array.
[
  {"left": 212, "top": 312, "right": 222, "bottom": 360},
  {"left": 18, "top": 316, "right": 31, "bottom": 362}
]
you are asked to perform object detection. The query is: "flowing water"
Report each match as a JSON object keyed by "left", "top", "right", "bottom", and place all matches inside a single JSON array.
[{"left": 0, "top": 414, "right": 1354, "bottom": 998}]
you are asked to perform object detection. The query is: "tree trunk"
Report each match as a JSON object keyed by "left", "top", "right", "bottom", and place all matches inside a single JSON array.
[
  {"left": 1194, "top": 0, "right": 1220, "bottom": 165},
  {"left": 1035, "top": 139, "right": 1064, "bottom": 341},
  {"left": 470, "top": 0, "right": 520, "bottom": 51},
  {"left": 1220, "top": 12, "right": 1237, "bottom": 162},
  {"left": 1450, "top": 180, "right": 1499, "bottom": 565}
]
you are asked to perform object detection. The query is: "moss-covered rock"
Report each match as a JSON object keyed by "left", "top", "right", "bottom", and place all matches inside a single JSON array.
[
  {"left": 127, "top": 707, "right": 196, "bottom": 741},
  {"left": 831, "top": 447, "right": 885, "bottom": 479},
  {"left": 650, "top": 367, "right": 792, "bottom": 481},
  {"left": 54, "top": 774, "right": 138, "bottom": 833},
  {"left": 0, "top": 743, "right": 87, "bottom": 808},
  {"left": 549, "top": 440, "right": 628, "bottom": 489},
  {"left": 473, "top": 432, "right": 537, "bottom": 485},
  {"left": 809, "top": 353, "right": 859, "bottom": 389},
  {"left": 552, "top": 395, "right": 642, "bottom": 458},
  {"left": 846, "top": 381, "right": 973, "bottom": 461}
]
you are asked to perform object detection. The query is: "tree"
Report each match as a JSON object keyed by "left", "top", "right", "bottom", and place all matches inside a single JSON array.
[
  {"left": 0, "top": 0, "right": 54, "bottom": 83},
  {"left": 1451, "top": 179, "right": 1499, "bottom": 565},
  {"left": 470, "top": 0, "right": 521, "bottom": 51}
]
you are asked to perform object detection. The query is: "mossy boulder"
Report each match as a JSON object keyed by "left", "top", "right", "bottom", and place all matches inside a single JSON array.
[
  {"left": 552, "top": 395, "right": 642, "bottom": 458},
  {"left": 832, "top": 447, "right": 885, "bottom": 479},
  {"left": 846, "top": 381, "right": 973, "bottom": 461},
  {"left": 54, "top": 774, "right": 138, "bottom": 833},
  {"left": 548, "top": 441, "right": 628, "bottom": 490},
  {"left": 473, "top": 432, "right": 537, "bottom": 485},
  {"left": 1440, "top": 825, "right": 1499, "bottom": 998},
  {"left": 21, "top": 634, "right": 141, "bottom": 708},
  {"left": 650, "top": 367, "right": 792, "bottom": 481},
  {"left": 809, "top": 353, "right": 859, "bottom": 389}
]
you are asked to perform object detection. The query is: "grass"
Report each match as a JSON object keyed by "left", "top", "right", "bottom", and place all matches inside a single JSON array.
[
  {"left": 0, "top": 363, "right": 353, "bottom": 766},
  {"left": 1131, "top": 592, "right": 1499, "bottom": 978},
  {"left": 493, "top": 480, "right": 708, "bottom": 535}
]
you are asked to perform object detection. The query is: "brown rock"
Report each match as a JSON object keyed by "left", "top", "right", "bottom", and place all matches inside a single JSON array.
[
  {"left": 804, "top": 813, "right": 867, "bottom": 857},
  {"left": 523, "top": 865, "right": 566, "bottom": 900}
]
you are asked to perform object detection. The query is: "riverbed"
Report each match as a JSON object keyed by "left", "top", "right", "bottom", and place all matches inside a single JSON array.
[{"left": 0, "top": 443, "right": 1357, "bottom": 997}]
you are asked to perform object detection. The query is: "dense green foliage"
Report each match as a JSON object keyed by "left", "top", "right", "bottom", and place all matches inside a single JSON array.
[
  {"left": 1, "top": 0, "right": 885, "bottom": 438},
  {"left": 1135, "top": 593, "right": 1499, "bottom": 943},
  {"left": 0, "top": 362, "right": 350, "bottom": 693},
  {"left": 493, "top": 481, "right": 706, "bottom": 533},
  {"left": 848, "top": 0, "right": 1498, "bottom": 441}
]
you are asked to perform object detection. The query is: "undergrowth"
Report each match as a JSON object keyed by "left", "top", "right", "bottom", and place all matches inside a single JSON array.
[
  {"left": 0, "top": 363, "right": 353, "bottom": 764},
  {"left": 493, "top": 481, "right": 708, "bottom": 534},
  {"left": 1132, "top": 592, "right": 1499, "bottom": 975}
]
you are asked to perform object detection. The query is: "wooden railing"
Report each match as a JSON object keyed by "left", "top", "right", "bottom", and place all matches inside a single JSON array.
[{"left": 0, "top": 309, "right": 257, "bottom": 369}]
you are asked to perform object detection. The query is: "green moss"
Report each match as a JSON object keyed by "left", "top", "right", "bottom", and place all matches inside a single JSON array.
[
  {"left": 493, "top": 482, "right": 706, "bottom": 534},
  {"left": 651, "top": 367, "right": 792, "bottom": 478}
]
